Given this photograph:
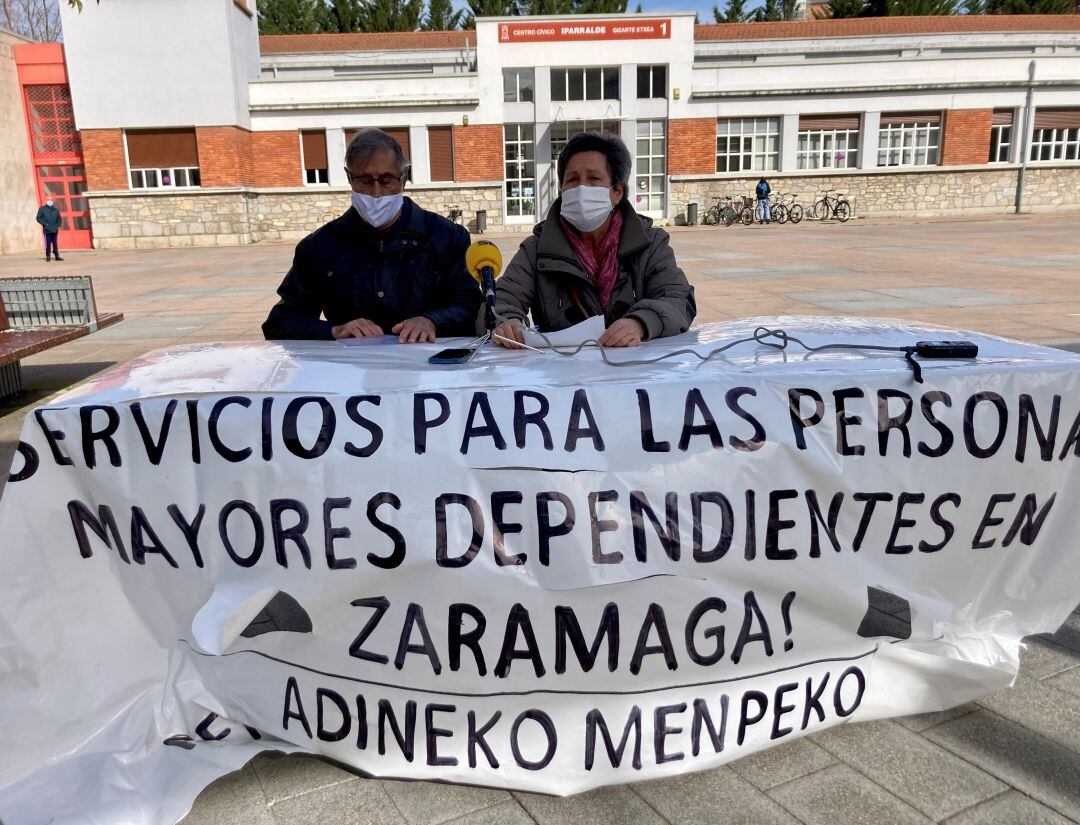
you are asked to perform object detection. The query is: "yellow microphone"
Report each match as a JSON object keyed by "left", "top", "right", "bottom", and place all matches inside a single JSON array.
[{"left": 466, "top": 240, "right": 503, "bottom": 331}]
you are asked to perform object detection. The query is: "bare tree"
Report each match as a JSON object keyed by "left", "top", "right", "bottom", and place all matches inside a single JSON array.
[{"left": 1, "top": 0, "right": 62, "bottom": 42}]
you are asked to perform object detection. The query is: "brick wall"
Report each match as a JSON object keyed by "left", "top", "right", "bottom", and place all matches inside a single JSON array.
[
  {"left": 81, "top": 128, "right": 128, "bottom": 191},
  {"left": 252, "top": 130, "right": 303, "bottom": 188},
  {"left": 196, "top": 126, "right": 253, "bottom": 187},
  {"left": 669, "top": 118, "right": 717, "bottom": 175},
  {"left": 452, "top": 124, "right": 503, "bottom": 182},
  {"left": 941, "top": 109, "right": 993, "bottom": 167}
]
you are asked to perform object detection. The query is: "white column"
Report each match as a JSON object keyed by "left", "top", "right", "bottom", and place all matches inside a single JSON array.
[
  {"left": 861, "top": 111, "right": 880, "bottom": 170},
  {"left": 535, "top": 121, "right": 553, "bottom": 217},
  {"left": 780, "top": 113, "right": 799, "bottom": 173},
  {"left": 409, "top": 125, "right": 430, "bottom": 185},
  {"left": 1015, "top": 103, "right": 1034, "bottom": 165},
  {"left": 534, "top": 66, "right": 553, "bottom": 217},
  {"left": 327, "top": 128, "right": 348, "bottom": 187}
]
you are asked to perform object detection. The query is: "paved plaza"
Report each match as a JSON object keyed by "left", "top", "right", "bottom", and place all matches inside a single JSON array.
[{"left": 1, "top": 214, "right": 1079, "bottom": 825}]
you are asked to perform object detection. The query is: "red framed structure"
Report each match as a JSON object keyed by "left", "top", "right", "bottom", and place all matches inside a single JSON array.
[{"left": 13, "top": 45, "right": 93, "bottom": 250}]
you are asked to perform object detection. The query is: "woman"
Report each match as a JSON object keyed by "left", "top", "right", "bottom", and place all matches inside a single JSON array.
[{"left": 491, "top": 131, "right": 695, "bottom": 348}]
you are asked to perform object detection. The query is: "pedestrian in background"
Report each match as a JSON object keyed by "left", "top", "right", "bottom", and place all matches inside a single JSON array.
[
  {"left": 35, "top": 199, "right": 63, "bottom": 262},
  {"left": 755, "top": 177, "right": 771, "bottom": 225}
]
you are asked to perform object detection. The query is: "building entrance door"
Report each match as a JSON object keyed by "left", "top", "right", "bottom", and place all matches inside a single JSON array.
[{"left": 24, "top": 84, "right": 93, "bottom": 250}]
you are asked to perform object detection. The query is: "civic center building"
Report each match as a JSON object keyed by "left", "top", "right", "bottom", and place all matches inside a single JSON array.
[{"left": 1, "top": 0, "right": 1079, "bottom": 251}]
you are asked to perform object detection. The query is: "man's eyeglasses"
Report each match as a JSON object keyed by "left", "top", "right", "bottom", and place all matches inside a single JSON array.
[{"left": 347, "top": 171, "right": 406, "bottom": 192}]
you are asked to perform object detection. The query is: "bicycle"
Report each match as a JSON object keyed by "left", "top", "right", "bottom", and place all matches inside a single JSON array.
[
  {"left": 810, "top": 189, "right": 851, "bottom": 222},
  {"left": 702, "top": 195, "right": 752, "bottom": 227},
  {"left": 768, "top": 193, "right": 787, "bottom": 224},
  {"left": 775, "top": 192, "right": 803, "bottom": 224}
]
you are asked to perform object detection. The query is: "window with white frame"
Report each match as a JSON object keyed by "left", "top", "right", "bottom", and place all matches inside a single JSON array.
[
  {"left": 503, "top": 68, "right": 535, "bottom": 103},
  {"left": 637, "top": 65, "right": 666, "bottom": 99},
  {"left": 551, "top": 67, "right": 620, "bottom": 102},
  {"left": 877, "top": 114, "right": 941, "bottom": 167},
  {"left": 1029, "top": 108, "right": 1080, "bottom": 161},
  {"left": 796, "top": 115, "right": 859, "bottom": 170},
  {"left": 549, "top": 120, "right": 620, "bottom": 200},
  {"left": 715, "top": 117, "right": 779, "bottom": 173},
  {"left": 504, "top": 124, "right": 536, "bottom": 218},
  {"left": 634, "top": 119, "right": 666, "bottom": 212},
  {"left": 301, "top": 130, "right": 328, "bottom": 184},
  {"left": 126, "top": 128, "right": 201, "bottom": 189}
]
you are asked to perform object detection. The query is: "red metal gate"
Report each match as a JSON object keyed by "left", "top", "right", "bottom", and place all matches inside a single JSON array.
[{"left": 24, "top": 84, "right": 92, "bottom": 250}]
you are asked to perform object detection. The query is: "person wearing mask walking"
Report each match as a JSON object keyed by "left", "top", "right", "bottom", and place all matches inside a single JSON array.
[
  {"left": 35, "top": 199, "right": 63, "bottom": 261},
  {"left": 755, "top": 177, "right": 771, "bottom": 225}
]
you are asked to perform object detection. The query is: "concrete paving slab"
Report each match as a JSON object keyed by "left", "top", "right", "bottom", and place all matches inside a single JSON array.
[
  {"left": 250, "top": 753, "right": 358, "bottom": 804},
  {"left": 923, "top": 710, "right": 1080, "bottom": 820},
  {"left": 873, "top": 287, "right": 1030, "bottom": 308},
  {"left": 893, "top": 705, "right": 977, "bottom": 734},
  {"left": 443, "top": 799, "right": 537, "bottom": 825},
  {"left": 513, "top": 785, "right": 668, "bottom": 825},
  {"left": 811, "top": 720, "right": 1006, "bottom": 820},
  {"left": 634, "top": 765, "right": 801, "bottom": 825},
  {"left": 786, "top": 290, "right": 931, "bottom": 312},
  {"left": 1021, "top": 638, "right": 1080, "bottom": 681},
  {"left": 380, "top": 779, "right": 510, "bottom": 825},
  {"left": 267, "top": 777, "right": 406, "bottom": 825},
  {"left": 767, "top": 764, "right": 932, "bottom": 825},
  {"left": 727, "top": 738, "right": 836, "bottom": 791},
  {"left": 182, "top": 764, "right": 276, "bottom": 825},
  {"left": 975, "top": 676, "right": 1080, "bottom": 753},
  {"left": 1046, "top": 666, "right": 1080, "bottom": 701},
  {"left": 942, "top": 791, "right": 1074, "bottom": 825}
]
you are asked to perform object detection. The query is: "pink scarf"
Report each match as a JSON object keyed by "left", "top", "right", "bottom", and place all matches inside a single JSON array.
[{"left": 561, "top": 208, "right": 623, "bottom": 311}]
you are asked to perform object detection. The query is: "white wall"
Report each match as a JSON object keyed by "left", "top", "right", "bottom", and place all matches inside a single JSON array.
[
  {"left": 59, "top": 0, "right": 260, "bottom": 130},
  {"left": 474, "top": 14, "right": 696, "bottom": 126}
]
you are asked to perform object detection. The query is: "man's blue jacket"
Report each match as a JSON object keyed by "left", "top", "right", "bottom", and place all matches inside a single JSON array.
[{"left": 263, "top": 197, "right": 481, "bottom": 340}]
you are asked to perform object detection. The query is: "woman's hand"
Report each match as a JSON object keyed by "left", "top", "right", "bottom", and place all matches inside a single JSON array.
[
  {"left": 492, "top": 320, "right": 527, "bottom": 349},
  {"left": 599, "top": 317, "right": 646, "bottom": 348}
]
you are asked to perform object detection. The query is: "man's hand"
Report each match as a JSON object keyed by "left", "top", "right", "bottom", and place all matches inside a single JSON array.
[
  {"left": 598, "top": 317, "right": 646, "bottom": 348},
  {"left": 332, "top": 318, "right": 383, "bottom": 339},
  {"left": 492, "top": 320, "right": 526, "bottom": 349},
  {"left": 392, "top": 316, "right": 437, "bottom": 343}
]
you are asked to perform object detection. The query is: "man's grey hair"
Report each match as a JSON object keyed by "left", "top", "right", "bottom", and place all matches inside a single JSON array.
[{"left": 345, "top": 128, "right": 410, "bottom": 173}]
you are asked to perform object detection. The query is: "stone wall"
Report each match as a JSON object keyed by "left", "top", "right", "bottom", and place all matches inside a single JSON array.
[
  {"left": 88, "top": 183, "right": 504, "bottom": 249},
  {"left": 668, "top": 165, "right": 1080, "bottom": 224},
  {"left": 89, "top": 191, "right": 254, "bottom": 249},
  {"left": 0, "top": 32, "right": 40, "bottom": 254}
]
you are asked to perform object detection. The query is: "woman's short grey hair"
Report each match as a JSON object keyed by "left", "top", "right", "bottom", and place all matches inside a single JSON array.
[
  {"left": 345, "top": 128, "right": 409, "bottom": 173},
  {"left": 557, "top": 131, "right": 632, "bottom": 197}
]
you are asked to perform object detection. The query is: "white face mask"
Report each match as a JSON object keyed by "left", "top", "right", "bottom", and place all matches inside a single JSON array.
[
  {"left": 561, "top": 185, "right": 615, "bottom": 232},
  {"left": 45, "top": 200, "right": 54, "bottom": 208},
  {"left": 351, "top": 192, "right": 403, "bottom": 228}
]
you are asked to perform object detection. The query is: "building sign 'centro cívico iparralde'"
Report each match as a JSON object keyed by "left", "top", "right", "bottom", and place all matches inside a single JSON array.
[{"left": 497, "top": 19, "right": 672, "bottom": 43}]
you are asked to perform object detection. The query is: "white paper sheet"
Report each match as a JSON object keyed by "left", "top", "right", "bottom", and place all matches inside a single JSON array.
[{"left": 522, "top": 314, "right": 605, "bottom": 348}]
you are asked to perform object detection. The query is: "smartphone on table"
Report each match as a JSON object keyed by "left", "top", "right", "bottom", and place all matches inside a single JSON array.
[{"left": 428, "top": 347, "right": 480, "bottom": 364}]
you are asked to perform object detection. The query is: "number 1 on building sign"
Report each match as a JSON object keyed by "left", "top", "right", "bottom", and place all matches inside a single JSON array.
[{"left": 661, "top": 22, "right": 667, "bottom": 35}]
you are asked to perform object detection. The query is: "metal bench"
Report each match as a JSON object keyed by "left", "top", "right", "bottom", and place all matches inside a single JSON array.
[{"left": 0, "top": 276, "right": 123, "bottom": 400}]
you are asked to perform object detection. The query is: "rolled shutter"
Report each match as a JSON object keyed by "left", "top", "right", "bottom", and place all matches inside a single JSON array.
[
  {"left": 799, "top": 114, "right": 860, "bottom": 131},
  {"left": 301, "top": 130, "right": 327, "bottom": 170},
  {"left": 126, "top": 128, "right": 198, "bottom": 168},
  {"left": 344, "top": 127, "right": 412, "bottom": 169},
  {"left": 992, "top": 109, "right": 1014, "bottom": 126},
  {"left": 428, "top": 126, "right": 454, "bottom": 182},
  {"left": 381, "top": 127, "right": 411, "bottom": 163},
  {"left": 1033, "top": 108, "right": 1080, "bottom": 130},
  {"left": 880, "top": 112, "right": 941, "bottom": 126}
]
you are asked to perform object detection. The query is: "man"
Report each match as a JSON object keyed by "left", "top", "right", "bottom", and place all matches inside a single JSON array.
[
  {"left": 263, "top": 129, "right": 480, "bottom": 342},
  {"left": 35, "top": 199, "right": 63, "bottom": 262},
  {"left": 755, "top": 177, "right": 771, "bottom": 225}
]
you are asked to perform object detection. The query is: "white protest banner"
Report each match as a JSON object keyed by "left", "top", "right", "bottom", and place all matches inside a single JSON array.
[{"left": 1, "top": 317, "right": 1079, "bottom": 825}]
